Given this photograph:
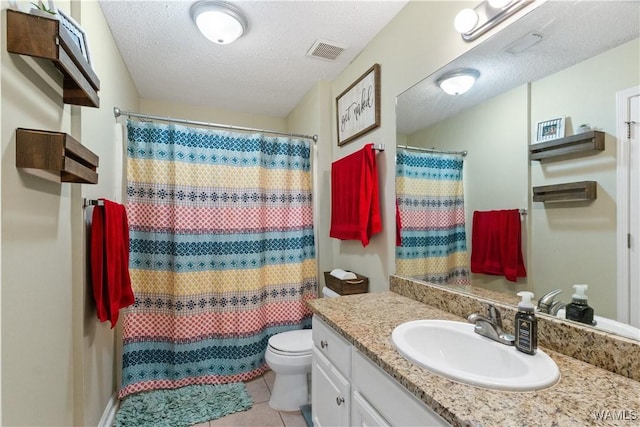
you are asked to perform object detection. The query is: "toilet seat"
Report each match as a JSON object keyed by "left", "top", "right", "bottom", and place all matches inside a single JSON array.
[{"left": 267, "top": 329, "right": 312, "bottom": 355}]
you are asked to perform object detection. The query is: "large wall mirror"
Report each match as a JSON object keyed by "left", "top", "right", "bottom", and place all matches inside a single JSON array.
[{"left": 395, "top": 1, "right": 639, "bottom": 340}]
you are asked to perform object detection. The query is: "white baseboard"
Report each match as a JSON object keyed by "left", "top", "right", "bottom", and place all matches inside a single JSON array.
[{"left": 98, "top": 392, "right": 119, "bottom": 427}]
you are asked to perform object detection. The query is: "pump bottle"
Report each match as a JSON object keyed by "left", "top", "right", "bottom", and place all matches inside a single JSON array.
[
  {"left": 565, "top": 284, "right": 594, "bottom": 325},
  {"left": 515, "top": 291, "right": 537, "bottom": 355}
]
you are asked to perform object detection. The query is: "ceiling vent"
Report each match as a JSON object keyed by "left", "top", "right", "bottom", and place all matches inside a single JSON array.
[
  {"left": 306, "top": 39, "right": 347, "bottom": 61},
  {"left": 505, "top": 32, "right": 543, "bottom": 55}
]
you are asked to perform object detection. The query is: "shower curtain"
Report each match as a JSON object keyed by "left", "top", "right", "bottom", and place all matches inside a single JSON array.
[
  {"left": 120, "top": 120, "right": 317, "bottom": 398},
  {"left": 395, "top": 149, "right": 470, "bottom": 286}
]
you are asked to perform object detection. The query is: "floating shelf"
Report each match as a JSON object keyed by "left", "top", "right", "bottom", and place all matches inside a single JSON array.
[
  {"left": 532, "top": 181, "right": 596, "bottom": 203},
  {"left": 6, "top": 9, "right": 100, "bottom": 107},
  {"left": 529, "top": 131, "right": 604, "bottom": 162},
  {"left": 16, "top": 128, "right": 99, "bottom": 184}
]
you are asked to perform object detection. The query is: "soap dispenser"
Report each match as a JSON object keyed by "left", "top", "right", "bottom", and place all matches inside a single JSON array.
[
  {"left": 565, "top": 284, "right": 594, "bottom": 325},
  {"left": 515, "top": 291, "right": 537, "bottom": 355}
]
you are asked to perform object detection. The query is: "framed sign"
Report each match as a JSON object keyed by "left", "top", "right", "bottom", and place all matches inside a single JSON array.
[
  {"left": 336, "top": 64, "right": 381, "bottom": 146},
  {"left": 56, "top": 7, "right": 92, "bottom": 66},
  {"left": 535, "top": 117, "right": 565, "bottom": 142}
]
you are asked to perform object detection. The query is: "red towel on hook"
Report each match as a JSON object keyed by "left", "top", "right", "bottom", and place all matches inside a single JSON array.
[
  {"left": 91, "top": 199, "right": 134, "bottom": 328},
  {"left": 471, "top": 209, "right": 526, "bottom": 282},
  {"left": 330, "top": 143, "right": 382, "bottom": 246}
]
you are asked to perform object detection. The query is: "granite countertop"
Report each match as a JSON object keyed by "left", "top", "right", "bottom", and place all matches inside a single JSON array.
[{"left": 307, "top": 291, "right": 640, "bottom": 427}]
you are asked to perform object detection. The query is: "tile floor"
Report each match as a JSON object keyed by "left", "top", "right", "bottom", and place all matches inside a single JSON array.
[{"left": 191, "top": 370, "right": 309, "bottom": 427}]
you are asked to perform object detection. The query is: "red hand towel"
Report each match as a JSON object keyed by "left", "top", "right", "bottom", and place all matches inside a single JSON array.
[
  {"left": 395, "top": 199, "right": 402, "bottom": 247},
  {"left": 91, "top": 199, "right": 135, "bottom": 328},
  {"left": 330, "top": 143, "right": 382, "bottom": 246},
  {"left": 471, "top": 209, "right": 526, "bottom": 282}
]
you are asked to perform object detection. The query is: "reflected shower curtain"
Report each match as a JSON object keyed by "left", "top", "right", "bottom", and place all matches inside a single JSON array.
[
  {"left": 120, "top": 120, "right": 317, "bottom": 398},
  {"left": 395, "top": 149, "right": 470, "bottom": 285}
]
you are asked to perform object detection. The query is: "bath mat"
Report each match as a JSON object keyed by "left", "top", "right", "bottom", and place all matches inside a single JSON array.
[{"left": 115, "top": 383, "right": 253, "bottom": 427}]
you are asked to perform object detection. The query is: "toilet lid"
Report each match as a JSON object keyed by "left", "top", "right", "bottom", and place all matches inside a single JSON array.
[{"left": 268, "top": 329, "right": 312, "bottom": 354}]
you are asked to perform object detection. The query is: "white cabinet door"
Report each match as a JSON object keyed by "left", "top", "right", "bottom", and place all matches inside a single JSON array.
[
  {"left": 312, "top": 347, "right": 350, "bottom": 427},
  {"left": 351, "top": 391, "right": 390, "bottom": 427}
]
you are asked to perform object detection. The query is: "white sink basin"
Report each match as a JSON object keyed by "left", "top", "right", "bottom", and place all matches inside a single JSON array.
[
  {"left": 391, "top": 319, "right": 560, "bottom": 391},
  {"left": 556, "top": 309, "right": 640, "bottom": 341}
]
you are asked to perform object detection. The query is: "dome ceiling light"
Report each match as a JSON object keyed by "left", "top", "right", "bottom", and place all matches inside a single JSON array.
[
  {"left": 436, "top": 69, "right": 480, "bottom": 96},
  {"left": 191, "top": 1, "right": 248, "bottom": 45},
  {"left": 454, "top": 0, "right": 534, "bottom": 42}
]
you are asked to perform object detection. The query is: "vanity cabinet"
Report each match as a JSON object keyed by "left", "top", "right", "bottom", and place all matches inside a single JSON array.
[
  {"left": 312, "top": 316, "right": 450, "bottom": 427},
  {"left": 351, "top": 349, "right": 449, "bottom": 426},
  {"left": 352, "top": 390, "right": 389, "bottom": 426},
  {"left": 312, "top": 316, "right": 352, "bottom": 426}
]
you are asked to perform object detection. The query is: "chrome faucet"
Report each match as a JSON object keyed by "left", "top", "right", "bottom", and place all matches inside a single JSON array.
[
  {"left": 538, "top": 289, "right": 563, "bottom": 314},
  {"left": 467, "top": 304, "right": 515, "bottom": 346},
  {"left": 549, "top": 300, "right": 566, "bottom": 316}
]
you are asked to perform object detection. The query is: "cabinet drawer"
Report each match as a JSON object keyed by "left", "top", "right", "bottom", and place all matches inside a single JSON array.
[{"left": 313, "top": 316, "right": 352, "bottom": 378}]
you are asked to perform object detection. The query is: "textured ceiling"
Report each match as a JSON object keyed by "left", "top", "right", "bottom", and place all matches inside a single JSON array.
[
  {"left": 99, "top": 0, "right": 408, "bottom": 118},
  {"left": 397, "top": 1, "right": 640, "bottom": 135}
]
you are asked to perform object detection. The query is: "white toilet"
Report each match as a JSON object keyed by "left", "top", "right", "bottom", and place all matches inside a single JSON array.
[
  {"left": 265, "top": 328, "right": 313, "bottom": 411},
  {"left": 265, "top": 286, "right": 340, "bottom": 411}
]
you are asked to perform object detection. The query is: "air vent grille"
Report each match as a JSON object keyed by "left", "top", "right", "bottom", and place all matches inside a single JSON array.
[{"left": 306, "top": 39, "right": 347, "bottom": 61}]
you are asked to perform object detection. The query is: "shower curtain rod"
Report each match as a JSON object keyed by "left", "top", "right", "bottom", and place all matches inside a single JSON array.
[
  {"left": 399, "top": 144, "right": 468, "bottom": 157},
  {"left": 113, "top": 107, "right": 319, "bottom": 142}
]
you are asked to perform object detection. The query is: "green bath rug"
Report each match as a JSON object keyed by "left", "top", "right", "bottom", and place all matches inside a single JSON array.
[{"left": 115, "top": 383, "right": 253, "bottom": 427}]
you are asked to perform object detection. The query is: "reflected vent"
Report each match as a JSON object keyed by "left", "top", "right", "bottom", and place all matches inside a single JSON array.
[{"left": 306, "top": 39, "right": 347, "bottom": 61}]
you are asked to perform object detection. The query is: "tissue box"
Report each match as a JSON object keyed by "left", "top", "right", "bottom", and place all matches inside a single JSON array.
[{"left": 323, "top": 271, "right": 369, "bottom": 296}]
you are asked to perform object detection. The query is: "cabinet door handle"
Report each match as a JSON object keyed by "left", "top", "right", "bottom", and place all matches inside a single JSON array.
[
  {"left": 320, "top": 340, "right": 328, "bottom": 349},
  {"left": 336, "top": 396, "right": 345, "bottom": 406}
]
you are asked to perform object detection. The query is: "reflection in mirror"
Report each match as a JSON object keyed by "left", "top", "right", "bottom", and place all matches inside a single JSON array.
[{"left": 395, "top": 1, "right": 640, "bottom": 340}]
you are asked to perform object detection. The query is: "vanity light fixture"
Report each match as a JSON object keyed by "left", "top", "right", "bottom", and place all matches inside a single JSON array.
[
  {"left": 436, "top": 69, "right": 480, "bottom": 96},
  {"left": 454, "top": 8, "right": 480, "bottom": 34},
  {"left": 488, "top": 0, "right": 513, "bottom": 8},
  {"left": 191, "top": 1, "right": 248, "bottom": 45},
  {"left": 454, "top": 0, "right": 534, "bottom": 42}
]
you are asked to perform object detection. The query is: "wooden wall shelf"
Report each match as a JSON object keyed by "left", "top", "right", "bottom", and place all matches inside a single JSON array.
[
  {"left": 532, "top": 181, "right": 596, "bottom": 203},
  {"left": 16, "top": 128, "right": 99, "bottom": 184},
  {"left": 529, "top": 131, "right": 604, "bottom": 162},
  {"left": 6, "top": 9, "right": 100, "bottom": 107}
]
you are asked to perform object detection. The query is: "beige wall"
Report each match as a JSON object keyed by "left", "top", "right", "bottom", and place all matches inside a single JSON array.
[
  {"left": 530, "top": 38, "right": 640, "bottom": 319},
  {"left": 286, "top": 81, "right": 334, "bottom": 290},
  {"left": 139, "top": 98, "right": 288, "bottom": 131},
  {"left": 1, "top": 0, "right": 138, "bottom": 424},
  {"left": 0, "top": 3, "right": 3, "bottom": 423}
]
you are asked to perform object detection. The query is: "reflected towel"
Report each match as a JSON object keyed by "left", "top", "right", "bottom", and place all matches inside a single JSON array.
[
  {"left": 329, "top": 143, "right": 382, "bottom": 246},
  {"left": 91, "top": 199, "right": 135, "bottom": 328},
  {"left": 471, "top": 209, "right": 526, "bottom": 282},
  {"left": 395, "top": 199, "right": 402, "bottom": 247}
]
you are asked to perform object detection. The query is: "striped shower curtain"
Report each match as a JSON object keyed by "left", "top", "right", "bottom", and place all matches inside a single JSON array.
[
  {"left": 120, "top": 120, "right": 317, "bottom": 398},
  {"left": 395, "top": 149, "right": 470, "bottom": 285}
]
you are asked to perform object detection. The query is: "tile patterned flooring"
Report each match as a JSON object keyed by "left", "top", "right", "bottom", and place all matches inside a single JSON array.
[{"left": 191, "top": 370, "right": 308, "bottom": 427}]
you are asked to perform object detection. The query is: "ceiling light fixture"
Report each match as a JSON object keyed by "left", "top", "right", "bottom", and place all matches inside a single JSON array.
[
  {"left": 190, "top": 1, "right": 247, "bottom": 45},
  {"left": 454, "top": 0, "right": 533, "bottom": 42},
  {"left": 436, "top": 69, "right": 480, "bottom": 96}
]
